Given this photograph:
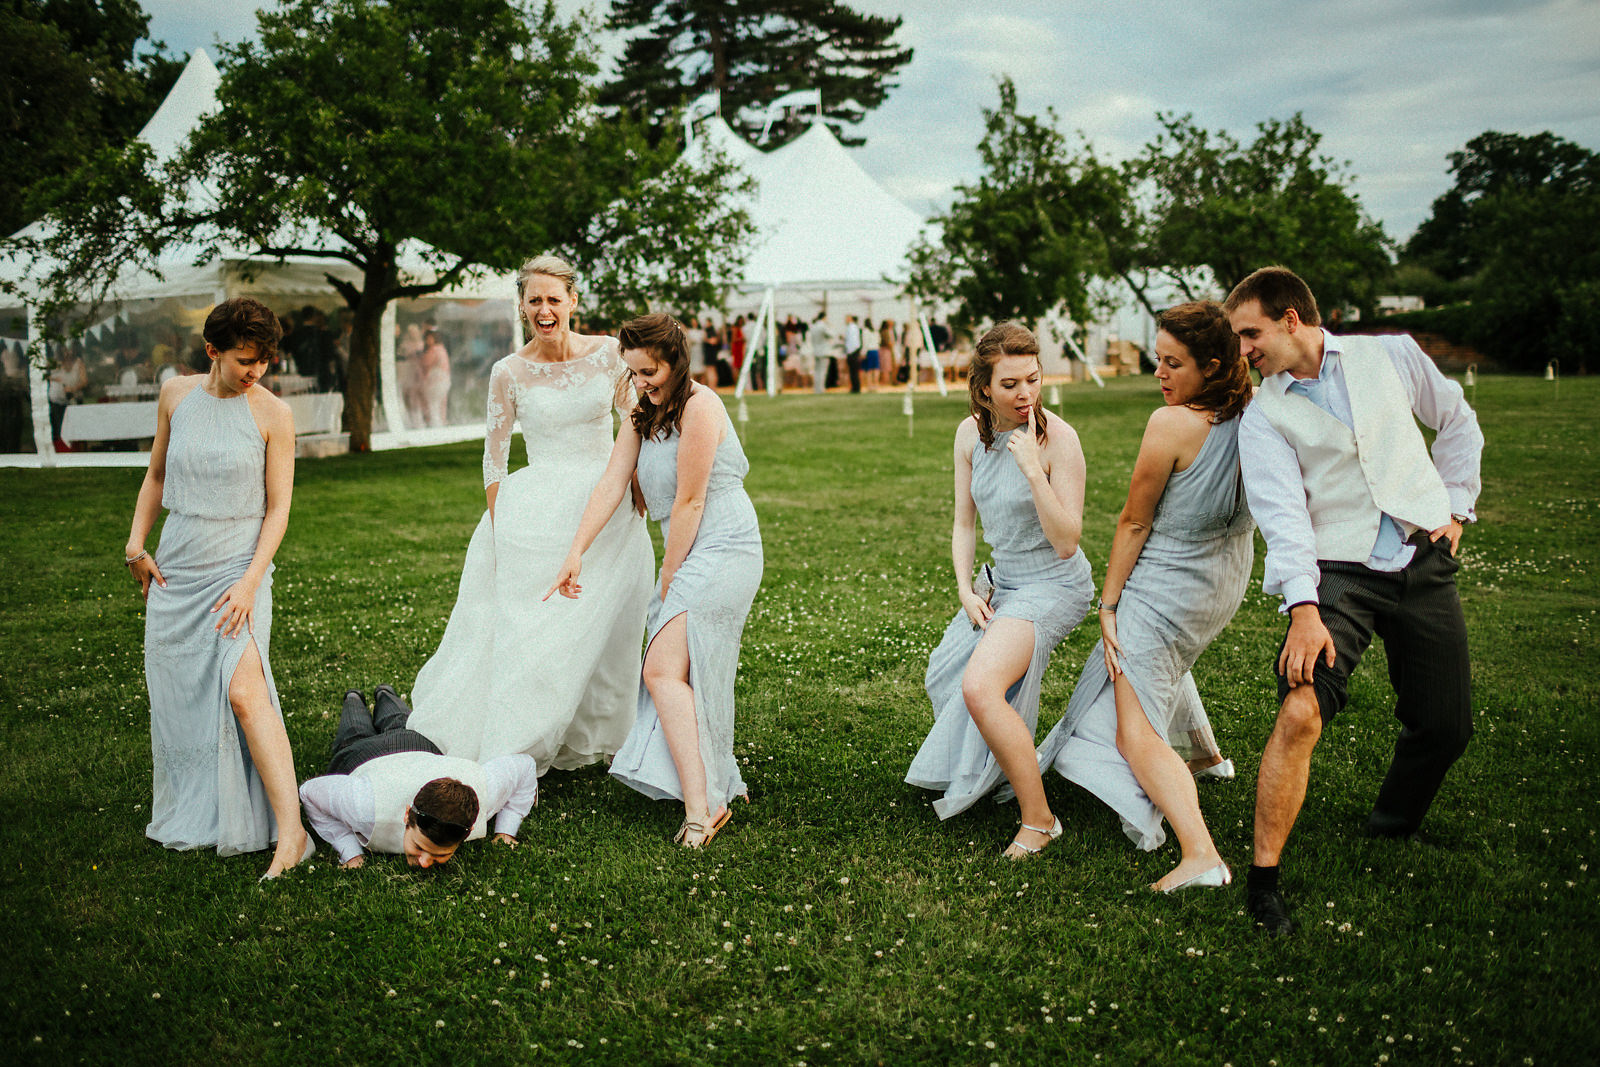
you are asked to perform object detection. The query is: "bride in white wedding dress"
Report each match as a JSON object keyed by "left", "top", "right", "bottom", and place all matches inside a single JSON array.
[{"left": 406, "top": 254, "right": 654, "bottom": 768}]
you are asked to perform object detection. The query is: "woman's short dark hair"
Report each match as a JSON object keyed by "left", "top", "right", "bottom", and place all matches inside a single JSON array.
[
  {"left": 1156, "top": 301, "right": 1253, "bottom": 423},
  {"left": 203, "top": 297, "right": 282, "bottom": 359},
  {"left": 968, "top": 321, "right": 1047, "bottom": 450},
  {"left": 622, "top": 313, "right": 694, "bottom": 441}
]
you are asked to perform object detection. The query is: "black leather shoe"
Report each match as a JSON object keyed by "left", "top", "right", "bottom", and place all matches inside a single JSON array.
[
  {"left": 1248, "top": 889, "right": 1297, "bottom": 936},
  {"left": 343, "top": 689, "right": 368, "bottom": 709},
  {"left": 1365, "top": 816, "right": 1425, "bottom": 842}
]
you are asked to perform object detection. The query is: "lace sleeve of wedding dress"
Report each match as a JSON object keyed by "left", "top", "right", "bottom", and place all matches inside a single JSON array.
[
  {"left": 482, "top": 359, "right": 516, "bottom": 489},
  {"left": 608, "top": 339, "right": 639, "bottom": 418}
]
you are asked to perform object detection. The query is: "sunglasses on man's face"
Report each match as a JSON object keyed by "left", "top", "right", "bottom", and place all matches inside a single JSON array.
[{"left": 412, "top": 806, "right": 470, "bottom": 845}]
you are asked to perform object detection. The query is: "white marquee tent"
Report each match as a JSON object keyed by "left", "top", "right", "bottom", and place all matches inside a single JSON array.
[
  {"left": 3, "top": 50, "right": 514, "bottom": 463},
  {"left": 683, "top": 112, "right": 942, "bottom": 396}
]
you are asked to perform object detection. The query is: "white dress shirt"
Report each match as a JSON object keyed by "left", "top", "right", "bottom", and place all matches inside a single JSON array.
[
  {"left": 300, "top": 754, "right": 539, "bottom": 863},
  {"left": 1239, "top": 331, "right": 1483, "bottom": 609}
]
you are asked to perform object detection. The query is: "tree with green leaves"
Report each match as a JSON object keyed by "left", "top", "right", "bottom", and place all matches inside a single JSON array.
[
  {"left": 0, "top": 0, "right": 183, "bottom": 236},
  {"left": 1122, "top": 112, "right": 1391, "bottom": 315},
  {"left": 1405, "top": 130, "right": 1600, "bottom": 281},
  {"left": 601, "top": 0, "right": 912, "bottom": 148},
  {"left": 1403, "top": 130, "right": 1600, "bottom": 373},
  {"left": 13, "top": 0, "right": 751, "bottom": 452},
  {"left": 905, "top": 79, "right": 1120, "bottom": 330}
]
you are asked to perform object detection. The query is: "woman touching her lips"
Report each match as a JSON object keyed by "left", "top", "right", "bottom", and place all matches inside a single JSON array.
[{"left": 905, "top": 321, "right": 1095, "bottom": 859}]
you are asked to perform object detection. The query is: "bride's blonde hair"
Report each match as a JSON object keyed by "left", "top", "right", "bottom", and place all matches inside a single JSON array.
[{"left": 516, "top": 253, "right": 577, "bottom": 302}]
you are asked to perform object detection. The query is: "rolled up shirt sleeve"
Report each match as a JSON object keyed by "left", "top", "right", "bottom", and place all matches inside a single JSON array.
[
  {"left": 1382, "top": 334, "right": 1484, "bottom": 521},
  {"left": 1239, "top": 401, "right": 1322, "bottom": 609},
  {"left": 299, "top": 775, "right": 375, "bottom": 865},
  {"left": 482, "top": 755, "right": 539, "bottom": 838}
]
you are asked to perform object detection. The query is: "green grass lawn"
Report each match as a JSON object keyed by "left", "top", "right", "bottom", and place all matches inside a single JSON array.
[{"left": 2, "top": 375, "right": 1596, "bottom": 1065}]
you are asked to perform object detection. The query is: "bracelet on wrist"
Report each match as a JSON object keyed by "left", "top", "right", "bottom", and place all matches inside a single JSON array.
[
  {"left": 124, "top": 550, "right": 149, "bottom": 566},
  {"left": 1098, "top": 599, "right": 1117, "bottom": 613}
]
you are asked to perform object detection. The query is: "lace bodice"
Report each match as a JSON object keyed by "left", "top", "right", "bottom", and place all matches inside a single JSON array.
[{"left": 482, "top": 338, "right": 636, "bottom": 488}]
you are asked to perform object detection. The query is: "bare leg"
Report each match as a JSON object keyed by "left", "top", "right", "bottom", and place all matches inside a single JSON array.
[
  {"left": 641, "top": 613, "right": 715, "bottom": 844},
  {"left": 228, "top": 640, "right": 308, "bottom": 878},
  {"left": 1253, "top": 685, "right": 1324, "bottom": 866},
  {"left": 1111, "top": 674, "right": 1222, "bottom": 889},
  {"left": 960, "top": 617, "right": 1054, "bottom": 856}
]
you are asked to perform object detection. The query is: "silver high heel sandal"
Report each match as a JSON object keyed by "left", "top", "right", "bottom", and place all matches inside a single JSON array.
[
  {"left": 1004, "top": 816, "right": 1063, "bottom": 859},
  {"left": 1192, "top": 759, "right": 1235, "bottom": 781}
]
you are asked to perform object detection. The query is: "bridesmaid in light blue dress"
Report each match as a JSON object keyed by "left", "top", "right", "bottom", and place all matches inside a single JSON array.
[
  {"left": 905, "top": 322, "right": 1093, "bottom": 858},
  {"left": 123, "top": 298, "right": 311, "bottom": 880},
  {"left": 551, "top": 313, "right": 762, "bottom": 848},
  {"left": 1035, "top": 301, "right": 1255, "bottom": 892}
]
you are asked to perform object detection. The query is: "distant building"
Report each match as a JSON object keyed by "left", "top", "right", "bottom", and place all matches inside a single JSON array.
[{"left": 1377, "top": 295, "right": 1425, "bottom": 315}]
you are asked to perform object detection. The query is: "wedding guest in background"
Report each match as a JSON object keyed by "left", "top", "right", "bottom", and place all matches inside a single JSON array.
[
  {"left": 1227, "top": 265, "right": 1482, "bottom": 935},
  {"left": 397, "top": 322, "right": 426, "bottom": 425},
  {"left": 906, "top": 322, "right": 1093, "bottom": 858},
  {"left": 843, "top": 314, "right": 862, "bottom": 393},
  {"left": 48, "top": 343, "right": 88, "bottom": 449},
  {"left": 551, "top": 312, "right": 763, "bottom": 848},
  {"left": 900, "top": 318, "right": 923, "bottom": 385},
  {"left": 860, "top": 317, "right": 879, "bottom": 391},
  {"left": 1035, "top": 301, "right": 1254, "bottom": 891},
  {"left": 419, "top": 328, "right": 452, "bottom": 427},
  {"left": 685, "top": 316, "right": 706, "bottom": 386},
  {"left": 299, "top": 686, "right": 537, "bottom": 869},
  {"left": 123, "top": 297, "right": 310, "bottom": 880},
  {"left": 809, "top": 311, "right": 835, "bottom": 395}
]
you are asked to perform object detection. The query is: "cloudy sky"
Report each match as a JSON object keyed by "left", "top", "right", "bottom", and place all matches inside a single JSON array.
[{"left": 145, "top": 0, "right": 1600, "bottom": 242}]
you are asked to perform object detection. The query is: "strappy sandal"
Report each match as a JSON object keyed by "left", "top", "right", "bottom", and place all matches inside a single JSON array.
[
  {"left": 1003, "top": 815, "right": 1062, "bottom": 860},
  {"left": 672, "top": 806, "right": 731, "bottom": 849}
]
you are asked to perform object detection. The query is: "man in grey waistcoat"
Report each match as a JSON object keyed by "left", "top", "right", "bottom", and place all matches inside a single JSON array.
[
  {"left": 1227, "top": 266, "right": 1483, "bottom": 935},
  {"left": 299, "top": 686, "right": 537, "bottom": 869}
]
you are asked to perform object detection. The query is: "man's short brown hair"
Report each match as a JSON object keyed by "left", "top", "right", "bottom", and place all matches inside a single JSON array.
[
  {"left": 409, "top": 777, "right": 479, "bottom": 846},
  {"left": 1223, "top": 266, "right": 1321, "bottom": 327}
]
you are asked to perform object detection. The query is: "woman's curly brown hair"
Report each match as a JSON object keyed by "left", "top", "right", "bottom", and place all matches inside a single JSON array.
[
  {"left": 621, "top": 313, "right": 694, "bottom": 440},
  {"left": 1156, "top": 301, "right": 1252, "bottom": 423}
]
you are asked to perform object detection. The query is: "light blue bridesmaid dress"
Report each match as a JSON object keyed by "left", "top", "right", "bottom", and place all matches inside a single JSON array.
[
  {"left": 143, "top": 386, "right": 281, "bottom": 855},
  {"left": 906, "top": 426, "right": 1094, "bottom": 819},
  {"left": 609, "top": 397, "right": 763, "bottom": 812}
]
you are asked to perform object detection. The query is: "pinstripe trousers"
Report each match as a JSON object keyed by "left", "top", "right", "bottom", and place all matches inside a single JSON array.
[{"left": 326, "top": 687, "right": 441, "bottom": 776}]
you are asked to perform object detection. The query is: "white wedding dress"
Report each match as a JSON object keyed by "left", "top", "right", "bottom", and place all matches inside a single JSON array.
[{"left": 407, "top": 338, "right": 655, "bottom": 769}]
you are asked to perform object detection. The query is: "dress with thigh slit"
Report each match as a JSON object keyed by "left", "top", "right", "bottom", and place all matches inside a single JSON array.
[
  {"left": 905, "top": 426, "right": 1094, "bottom": 819},
  {"left": 143, "top": 386, "right": 280, "bottom": 855},
  {"left": 1033, "top": 415, "right": 1253, "bottom": 848},
  {"left": 609, "top": 395, "right": 763, "bottom": 812}
]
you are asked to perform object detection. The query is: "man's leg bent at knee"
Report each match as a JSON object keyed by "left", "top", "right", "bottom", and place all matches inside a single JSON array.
[{"left": 1254, "top": 685, "right": 1324, "bottom": 867}]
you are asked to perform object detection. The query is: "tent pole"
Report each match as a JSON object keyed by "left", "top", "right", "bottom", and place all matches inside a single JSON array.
[
  {"left": 26, "top": 305, "right": 56, "bottom": 467},
  {"left": 765, "top": 287, "right": 779, "bottom": 397},
  {"left": 377, "top": 301, "right": 408, "bottom": 440},
  {"left": 917, "top": 312, "right": 947, "bottom": 397}
]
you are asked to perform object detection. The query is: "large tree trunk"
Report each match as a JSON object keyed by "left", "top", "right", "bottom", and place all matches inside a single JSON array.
[{"left": 342, "top": 259, "right": 397, "bottom": 453}]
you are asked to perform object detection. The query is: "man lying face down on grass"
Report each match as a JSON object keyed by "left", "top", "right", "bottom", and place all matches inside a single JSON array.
[{"left": 298, "top": 686, "right": 538, "bottom": 868}]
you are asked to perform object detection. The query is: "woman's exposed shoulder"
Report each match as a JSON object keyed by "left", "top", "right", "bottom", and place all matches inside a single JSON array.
[
  {"left": 954, "top": 414, "right": 979, "bottom": 440},
  {"left": 158, "top": 374, "right": 204, "bottom": 407},
  {"left": 1041, "top": 408, "right": 1080, "bottom": 445},
  {"left": 248, "top": 383, "right": 292, "bottom": 425}
]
